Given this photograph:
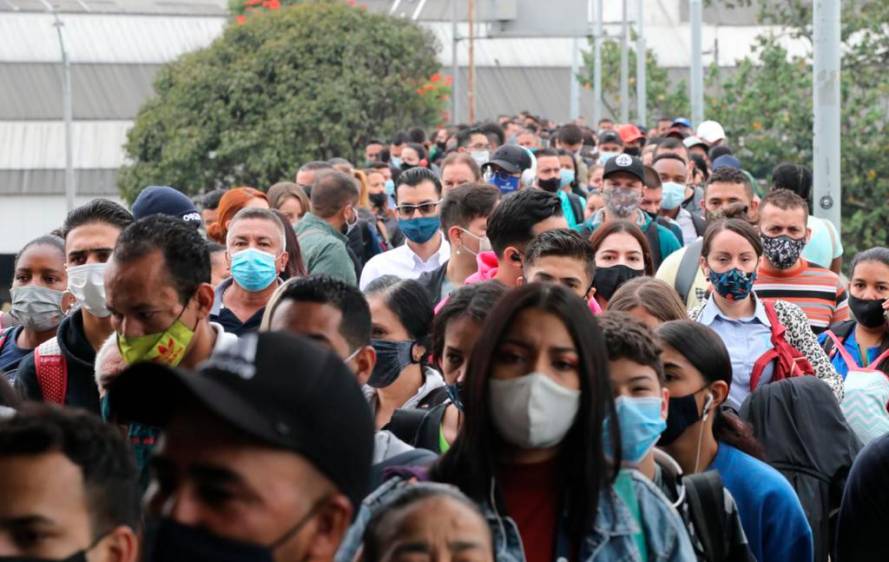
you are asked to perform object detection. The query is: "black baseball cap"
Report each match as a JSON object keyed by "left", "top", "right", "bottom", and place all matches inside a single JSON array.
[
  {"left": 132, "top": 185, "right": 202, "bottom": 227},
  {"left": 482, "top": 144, "right": 532, "bottom": 175},
  {"left": 107, "top": 332, "right": 374, "bottom": 511},
  {"left": 603, "top": 153, "right": 646, "bottom": 183},
  {"left": 598, "top": 130, "right": 623, "bottom": 145}
]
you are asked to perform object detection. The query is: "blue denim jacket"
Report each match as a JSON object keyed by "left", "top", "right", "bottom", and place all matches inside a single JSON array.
[{"left": 336, "top": 470, "right": 694, "bottom": 562}]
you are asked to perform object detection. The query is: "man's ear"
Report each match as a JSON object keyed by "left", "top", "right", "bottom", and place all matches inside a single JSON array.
[
  {"left": 447, "top": 225, "right": 463, "bottom": 247},
  {"left": 277, "top": 250, "right": 289, "bottom": 274},
  {"left": 748, "top": 197, "right": 760, "bottom": 221},
  {"left": 806, "top": 226, "right": 812, "bottom": 243},
  {"left": 96, "top": 525, "right": 140, "bottom": 562},
  {"left": 354, "top": 345, "right": 376, "bottom": 387},
  {"left": 194, "top": 283, "right": 216, "bottom": 320}
]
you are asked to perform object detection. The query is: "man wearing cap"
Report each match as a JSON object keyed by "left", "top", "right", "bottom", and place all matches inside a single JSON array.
[
  {"left": 108, "top": 331, "right": 374, "bottom": 562},
  {"left": 596, "top": 130, "right": 623, "bottom": 165},
  {"left": 480, "top": 145, "right": 533, "bottom": 195},
  {"left": 617, "top": 124, "right": 645, "bottom": 157},
  {"left": 696, "top": 120, "right": 726, "bottom": 147},
  {"left": 580, "top": 154, "right": 681, "bottom": 269},
  {"left": 683, "top": 136, "right": 710, "bottom": 163},
  {"left": 132, "top": 185, "right": 204, "bottom": 228}
]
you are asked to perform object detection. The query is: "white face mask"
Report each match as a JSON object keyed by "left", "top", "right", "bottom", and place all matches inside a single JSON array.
[
  {"left": 470, "top": 150, "right": 490, "bottom": 168},
  {"left": 67, "top": 263, "right": 111, "bottom": 318},
  {"left": 488, "top": 372, "right": 580, "bottom": 449},
  {"left": 457, "top": 227, "right": 492, "bottom": 256}
]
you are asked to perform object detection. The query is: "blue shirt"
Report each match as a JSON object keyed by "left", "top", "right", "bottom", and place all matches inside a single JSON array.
[
  {"left": 209, "top": 277, "right": 267, "bottom": 336},
  {"left": 0, "top": 326, "right": 33, "bottom": 382},
  {"left": 817, "top": 325, "right": 884, "bottom": 380},
  {"left": 698, "top": 296, "right": 775, "bottom": 409},
  {"left": 710, "top": 443, "right": 813, "bottom": 562}
]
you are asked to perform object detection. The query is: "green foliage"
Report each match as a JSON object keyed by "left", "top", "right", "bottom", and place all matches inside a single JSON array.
[
  {"left": 118, "top": 1, "right": 443, "bottom": 201},
  {"left": 705, "top": 0, "right": 889, "bottom": 257},
  {"left": 579, "top": 34, "right": 689, "bottom": 122}
]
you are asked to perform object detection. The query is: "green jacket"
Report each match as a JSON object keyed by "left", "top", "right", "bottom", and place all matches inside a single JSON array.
[{"left": 295, "top": 213, "right": 357, "bottom": 285}]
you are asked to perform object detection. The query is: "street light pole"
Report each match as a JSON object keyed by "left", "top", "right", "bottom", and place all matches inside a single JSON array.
[
  {"left": 593, "top": 0, "right": 603, "bottom": 126},
  {"left": 46, "top": 4, "right": 75, "bottom": 211},
  {"left": 620, "top": 0, "right": 629, "bottom": 123},
  {"left": 636, "top": 0, "right": 646, "bottom": 125},
  {"left": 689, "top": 0, "right": 704, "bottom": 126},
  {"left": 812, "top": 0, "right": 841, "bottom": 231}
]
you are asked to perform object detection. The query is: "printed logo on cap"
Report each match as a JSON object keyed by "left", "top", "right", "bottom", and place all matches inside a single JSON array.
[
  {"left": 202, "top": 333, "right": 259, "bottom": 380},
  {"left": 615, "top": 154, "right": 633, "bottom": 167},
  {"left": 183, "top": 212, "right": 202, "bottom": 223}
]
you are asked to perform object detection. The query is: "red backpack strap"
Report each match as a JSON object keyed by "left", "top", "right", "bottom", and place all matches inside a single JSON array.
[
  {"left": 749, "top": 348, "right": 779, "bottom": 392},
  {"left": 34, "top": 339, "right": 67, "bottom": 405}
]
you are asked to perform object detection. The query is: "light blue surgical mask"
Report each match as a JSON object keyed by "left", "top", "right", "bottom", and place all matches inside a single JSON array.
[
  {"left": 598, "top": 151, "right": 619, "bottom": 165},
  {"left": 384, "top": 179, "right": 395, "bottom": 196},
  {"left": 559, "top": 168, "right": 576, "bottom": 188},
  {"left": 390, "top": 156, "right": 402, "bottom": 168},
  {"left": 661, "top": 182, "right": 686, "bottom": 210},
  {"left": 230, "top": 248, "right": 278, "bottom": 292},
  {"left": 604, "top": 396, "right": 666, "bottom": 465}
]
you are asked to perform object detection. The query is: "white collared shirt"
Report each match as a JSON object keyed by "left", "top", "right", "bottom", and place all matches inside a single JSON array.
[{"left": 359, "top": 237, "right": 450, "bottom": 290}]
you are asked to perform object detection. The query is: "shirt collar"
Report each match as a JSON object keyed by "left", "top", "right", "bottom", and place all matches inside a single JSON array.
[
  {"left": 699, "top": 293, "right": 770, "bottom": 326},
  {"left": 404, "top": 236, "right": 450, "bottom": 267}
]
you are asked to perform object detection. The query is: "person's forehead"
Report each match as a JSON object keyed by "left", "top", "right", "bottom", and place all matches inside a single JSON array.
[
  {"left": 442, "top": 162, "right": 473, "bottom": 177},
  {"left": 605, "top": 171, "right": 641, "bottom": 184},
  {"left": 710, "top": 229, "right": 755, "bottom": 252},
  {"left": 66, "top": 222, "right": 121, "bottom": 252},
  {"left": 530, "top": 255, "right": 589, "bottom": 279},
  {"left": 0, "top": 452, "right": 89, "bottom": 522},
  {"left": 397, "top": 181, "right": 438, "bottom": 202},
  {"left": 653, "top": 158, "right": 686, "bottom": 175},
  {"left": 16, "top": 245, "right": 65, "bottom": 268},
  {"left": 272, "top": 300, "right": 345, "bottom": 339},
  {"left": 388, "top": 495, "right": 490, "bottom": 538},
  {"left": 228, "top": 218, "right": 280, "bottom": 240},
  {"left": 609, "top": 357, "right": 659, "bottom": 384},
  {"left": 706, "top": 182, "right": 748, "bottom": 200},
  {"left": 598, "top": 232, "right": 642, "bottom": 253},
  {"left": 760, "top": 203, "right": 806, "bottom": 226},
  {"left": 536, "top": 155, "right": 560, "bottom": 168}
]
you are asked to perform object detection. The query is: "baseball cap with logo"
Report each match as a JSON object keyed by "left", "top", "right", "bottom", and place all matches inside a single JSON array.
[
  {"left": 603, "top": 153, "right": 645, "bottom": 183},
  {"left": 107, "top": 331, "right": 375, "bottom": 511},
  {"left": 132, "top": 185, "right": 203, "bottom": 227}
]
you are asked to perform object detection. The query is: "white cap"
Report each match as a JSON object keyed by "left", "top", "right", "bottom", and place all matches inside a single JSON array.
[
  {"left": 683, "top": 136, "right": 708, "bottom": 149},
  {"left": 696, "top": 120, "right": 725, "bottom": 144}
]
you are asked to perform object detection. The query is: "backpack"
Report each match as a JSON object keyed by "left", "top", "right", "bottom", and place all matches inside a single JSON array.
[
  {"left": 386, "top": 402, "right": 449, "bottom": 453},
  {"left": 822, "top": 328, "right": 889, "bottom": 446},
  {"left": 643, "top": 219, "right": 663, "bottom": 268},
  {"left": 33, "top": 338, "right": 68, "bottom": 405},
  {"left": 676, "top": 239, "right": 704, "bottom": 305},
  {"left": 684, "top": 471, "right": 738, "bottom": 562},
  {"left": 748, "top": 301, "right": 815, "bottom": 391}
]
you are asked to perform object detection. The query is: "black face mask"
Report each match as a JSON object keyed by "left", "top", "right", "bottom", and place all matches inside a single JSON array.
[
  {"left": 401, "top": 163, "right": 416, "bottom": 172},
  {"left": 142, "top": 503, "right": 323, "bottom": 562},
  {"left": 624, "top": 146, "right": 641, "bottom": 157},
  {"left": 537, "top": 177, "right": 561, "bottom": 193},
  {"left": 369, "top": 192, "right": 388, "bottom": 208},
  {"left": 368, "top": 340, "right": 416, "bottom": 388},
  {"left": 0, "top": 551, "right": 87, "bottom": 562},
  {"left": 593, "top": 264, "right": 644, "bottom": 301},
  {"left": 658, "top": 386, "right": 710, "bottom": 446},
  {"left": 848, "top": 295, "right": 887, "bottom": 329}
]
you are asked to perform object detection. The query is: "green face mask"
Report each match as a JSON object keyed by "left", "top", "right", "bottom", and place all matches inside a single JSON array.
[{"left": 117, "top": 316, "right": 195, "bottom": 367}]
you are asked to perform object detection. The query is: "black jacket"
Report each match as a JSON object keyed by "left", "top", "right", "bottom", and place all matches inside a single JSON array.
[
  {"left": 417, "top": 261, "right": 449, "bottom": 303},
  {"left": 740, "top": 376, "right": 862, "bottom": 562},
  {"left": 15, "top": 309, "right": 101, "bottom": 415}
]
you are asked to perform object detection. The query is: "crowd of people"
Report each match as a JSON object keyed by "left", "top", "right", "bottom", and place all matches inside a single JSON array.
[{"left": 1, "top": 112, "right": 887, "bottom": 562}]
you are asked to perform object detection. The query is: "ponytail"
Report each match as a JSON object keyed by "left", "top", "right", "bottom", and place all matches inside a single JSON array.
[{"left": 713, "top": 407, "right": 764, "bottom": 460}]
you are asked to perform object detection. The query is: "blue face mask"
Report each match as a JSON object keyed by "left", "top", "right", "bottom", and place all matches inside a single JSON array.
[
  {"left": 399, "top": 216, "right": 441, "bottom": 244},
  {"left": 488, "top": 172, "right": 520, "bottom": 194},
  {"left": 598, "top": 151, "right": 619, "bottom": 165},
  {"left": 559, "top": 168, "right": 575, "bottom": 188},
  {"left": 369, "top": 339, "right": 416, "bottom": 388},
  {"left": 390, "top": 156, "right": 402, "bottom": 168},
  {"left": 708, "top": 267, "right": 757, "bottom": 302},
  {"left": 384, "top": 179, "right": 395, "bottom": 196},
  {"left": 604, "top": 396, "right": 666, "bottom": 464},
  {"left": 661, "top": 182, "right": 686, "bottom": 210},
  {"left": 231, "top": 248, "right": 278, "bottom": 292}
]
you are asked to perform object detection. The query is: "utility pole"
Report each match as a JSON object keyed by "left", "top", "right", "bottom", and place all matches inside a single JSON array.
[
  {"left": 451, "top": 0, "right": 460, "bottom": 123},
  {"left": 570, "top": 36, "right": 580, "bottom": 120},
  {"left": 47, "top": 5, "right": 75, "bottom": 211},
  {"left": 593, "top": 0, "right": 603, "bottom": 127},
  {"left": 812, "top": 0, "right": 841, "bottom": 231},
  {"left": 620, "top": 0, "right": 629, "bottom": 123},
  {"left": 635, "top": 0, "right": 646, "bottom": 125},
  {"left": 689, "top": 0, "right": 704, "bottom": 126},
  {"left": 467, "top": 0, "right": 476, "bottom": 123}
]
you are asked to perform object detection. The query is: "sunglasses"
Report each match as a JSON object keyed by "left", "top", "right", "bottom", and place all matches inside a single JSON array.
[{"left": 396, "top": 201, "right": 440, "bottom": 218}]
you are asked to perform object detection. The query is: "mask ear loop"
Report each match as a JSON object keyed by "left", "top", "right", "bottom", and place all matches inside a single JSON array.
[{"left": 693, "top": 392, "right": 715, "bottom": 473}]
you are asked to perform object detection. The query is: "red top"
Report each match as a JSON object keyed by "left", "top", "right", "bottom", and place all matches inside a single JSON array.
[{"left": 497, "top": 458, "right": 562, "bottom": 562}]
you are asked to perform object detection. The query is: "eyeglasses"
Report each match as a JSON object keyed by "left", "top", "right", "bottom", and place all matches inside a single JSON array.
[{"left": 396, "top": 201, "right": 441, "bottom": 218}]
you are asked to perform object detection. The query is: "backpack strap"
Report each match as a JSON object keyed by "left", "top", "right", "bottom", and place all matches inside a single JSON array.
[
  {"left": 676, "top": 239, "right": 704, "bottom": 305},
  {"left": 34, "top": 338, "right": 67, "bottom": 405},
  {"left": 691, "top": 212, "right": 706, "bottom": 237},
  {"left": 683, "top": 471, "right": 730, "bottom": 561},
  {"left": 385, "top": 408, "right": 429, "bottom": 447},
  {"left": 644, "top": 218, "right": 662, "bottom": 268},
  {"left": 748, "top": 302, "right": 786, "bottom": 391}
]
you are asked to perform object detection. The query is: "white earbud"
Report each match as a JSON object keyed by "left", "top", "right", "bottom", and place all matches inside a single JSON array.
[{"left": 701, "top": 393, "right": 715, "bottom": 421}]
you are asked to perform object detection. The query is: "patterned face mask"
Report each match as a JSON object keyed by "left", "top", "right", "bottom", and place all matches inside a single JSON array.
[
  {"left": 761, "top": 234, "right": 806, "bottom": 270},
  {"left": 708, "top": 267, "right": 757, "bottom": 301},
  {"left": 603, "top": 187, "right": 641, "bottom": 219}
]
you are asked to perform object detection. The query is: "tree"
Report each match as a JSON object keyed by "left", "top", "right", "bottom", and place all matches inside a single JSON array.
[
  {"left": 704, "top": 0, "right": 889, "bottom": 256},
  {"left": 118, "top": 1, "right": 444, "bottom": 201},
  {"left": 579, "top": 34, "right": 689, "bottom": 123}
]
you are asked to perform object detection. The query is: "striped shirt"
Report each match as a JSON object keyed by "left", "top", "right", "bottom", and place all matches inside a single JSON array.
[{"left": 754, "top": 259, "right": 849, "bottom": 334}]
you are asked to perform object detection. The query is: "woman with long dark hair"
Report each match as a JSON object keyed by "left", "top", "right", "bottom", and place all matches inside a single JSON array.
[
  {"left": 656, "top": 320, "right": 813, "bottom": 562},
  {"left": 431, "top": 283, "right": 692, "bottom": 561}
]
